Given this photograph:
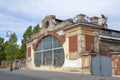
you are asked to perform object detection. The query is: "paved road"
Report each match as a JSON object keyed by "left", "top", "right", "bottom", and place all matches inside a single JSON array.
[
  {"left": 0, "top": 70, "right": 47, "bottom": 80},
  {"left": 0, "top": 69, "right": 120, "bottom": 80}
]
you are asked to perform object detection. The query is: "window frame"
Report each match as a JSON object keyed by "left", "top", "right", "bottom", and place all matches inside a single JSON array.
[{"left": 34, "top": 35, "right": 64, "bottom": 67}]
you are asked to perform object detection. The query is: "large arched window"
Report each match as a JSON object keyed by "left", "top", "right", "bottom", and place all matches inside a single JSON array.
[{"left": 34, "top": 35, "right": 64, "bottom": 67}]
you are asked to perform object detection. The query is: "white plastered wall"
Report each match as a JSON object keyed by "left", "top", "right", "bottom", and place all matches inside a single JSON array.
[{"left": 63, "top": 27, "right": 82, "bottom": 68}]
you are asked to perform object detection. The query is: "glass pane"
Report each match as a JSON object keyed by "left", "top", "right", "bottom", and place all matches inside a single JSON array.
[
  {"left": 34, "top": 52, "right": 41, "bottom": 67},
  {"left": 54, "top": 49, "right": 64, "bottom": 67},
  {"left": 43, "top": 36, "right": 52, "bottom": 50},
  {"left": 53, "top": 37, "right": 62, "bottom": 48},
  {"left": 47, "top": 36, "right": 52, "bottom": 49},
  {"left": 43, "top": 51, "right": 52, "bottom": 65},
  {"left": 43, "top": 37, "right": 47, "bottom": 50},
  {"left": 36, "top": 40, "right": 42, "bottom": 51},
  {"left": 38, "top": 52, "right": 41, "bottom": 66}
]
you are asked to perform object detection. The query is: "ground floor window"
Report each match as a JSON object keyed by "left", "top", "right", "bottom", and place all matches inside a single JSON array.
[{"left": 34, "top": 35, "right": 64, "bottom": 67}]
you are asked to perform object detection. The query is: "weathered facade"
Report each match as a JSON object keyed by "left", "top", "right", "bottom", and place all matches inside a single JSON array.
[
  {"left": 26, "top": 14, "right": 120, "bottom": 76},
  {"left": 99, "top": 29, "right": 120, "bottom": 76}
]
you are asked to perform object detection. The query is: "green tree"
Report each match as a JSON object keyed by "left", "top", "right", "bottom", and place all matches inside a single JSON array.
[
  {"left": 0, "top": 37, "right": 5, "bottom": 65},
  {"left": 5, "top": 32, "right": 20, "bottom": 61},
  {"left": 20, "top": 26, "right": 33, "bottom": 58},
  {"left": 33, "top": 24, "right": 40, "bottom": 34},
  {"left": 20, "top": 24, "right": 40, "bottom": 58}
]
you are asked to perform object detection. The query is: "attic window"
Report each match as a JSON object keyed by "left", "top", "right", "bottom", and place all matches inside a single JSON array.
[{"left": 45, "top": 21, "right": 49, "bottom": 28}]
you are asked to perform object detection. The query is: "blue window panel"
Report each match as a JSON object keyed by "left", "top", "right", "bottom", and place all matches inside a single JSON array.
[
  {"left": 54, "top": 49, "right": 64, "bottom": 67},
  {"left": 34, "top": 52, "right": 41, "bottom": 67},
  {"left": 34, "top": 36, "right": 64, "bottom": 67},
  {"left": 43, "top": 51, "right": 52, "bottom": 65}
]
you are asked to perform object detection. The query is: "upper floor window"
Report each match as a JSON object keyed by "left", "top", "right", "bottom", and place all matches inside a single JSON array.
[{"left": 45, "top": 21, "right": 49, "bottom": 28}]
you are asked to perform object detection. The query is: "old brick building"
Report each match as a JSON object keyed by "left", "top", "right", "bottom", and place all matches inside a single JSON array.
[{"left": 26, "top": 14, "right": 120, "bottom": 76}]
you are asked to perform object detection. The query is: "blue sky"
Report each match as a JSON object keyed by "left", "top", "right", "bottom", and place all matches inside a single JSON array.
[{"left": 0, "top": 0, "right": 120, "bottom": 45}]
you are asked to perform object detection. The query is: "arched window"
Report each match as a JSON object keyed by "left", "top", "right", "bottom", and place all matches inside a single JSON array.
[
  {"left": 45, "top": 21, "right": 49, "bottom": 28},
  {"left": 34, "top": 35, "right": 64, "bottom": 67}
]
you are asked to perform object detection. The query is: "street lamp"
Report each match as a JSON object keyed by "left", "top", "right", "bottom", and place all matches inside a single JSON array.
[{"left": 6, "top": 31, "right": 13, "bottom": 71}]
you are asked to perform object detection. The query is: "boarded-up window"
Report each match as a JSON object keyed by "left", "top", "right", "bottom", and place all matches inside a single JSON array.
[
  {"left": 28, "top": 47, "right": 31, "bottom": 57},
  {"left": 69, "top": 35, "right": 78, "bottom": 52},
  {"left": 85, "top": 35, "right": 94, "bottom": 52}
]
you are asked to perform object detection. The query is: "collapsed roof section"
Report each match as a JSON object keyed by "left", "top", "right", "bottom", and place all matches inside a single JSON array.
[
  {"left": 41, "top": 14, "right": 108, "bottom": 31},
  {"left": 27, "top": 14, "right": 120, "bottom": 43}
]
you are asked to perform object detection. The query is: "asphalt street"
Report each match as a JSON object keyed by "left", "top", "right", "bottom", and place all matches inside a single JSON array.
[
  {"left": 0, "top": 69, "right": 120, "bottom": 80},
  {"left": 0, "top": 70, "right": 47, "bottom": 80}
]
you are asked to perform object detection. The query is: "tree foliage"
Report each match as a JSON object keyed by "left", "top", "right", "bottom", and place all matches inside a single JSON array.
[
  {"left": 0, "top": 24, "right": 41, "bottom": 64},
  {"left": 33, "top": 24, "right": 40, "bottom": 34},
  {"left": 4, "top": 32, "right": 20, "bottom": 61},
  {"left": 20, "top": 24, "right": 40, "bottom": 58},
  {"left": 0, "top": 37, "right": 5, "bottom": 64},
  {"left": 20, "top": 26, "right": 33, "bottom": 58}
]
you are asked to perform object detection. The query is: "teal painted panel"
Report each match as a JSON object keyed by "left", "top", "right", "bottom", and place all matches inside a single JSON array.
[{"left": 91, "top": 56, "right": 112, "bottom": 76}]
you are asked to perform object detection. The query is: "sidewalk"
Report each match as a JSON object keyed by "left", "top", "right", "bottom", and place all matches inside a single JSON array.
[{"left": 0, "top": 68, "right": 120, "bottom": 80}]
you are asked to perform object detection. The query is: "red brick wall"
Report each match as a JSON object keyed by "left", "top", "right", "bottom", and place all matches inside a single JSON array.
[
  {"left": 69, "top": 35, "right": 78, "bottom": 52},
  {"left": 112, "top": 55, "right": 120, "bottom": 75},
  {"left": 28, "top": 47, "right": 31, "bottom": 57},
  {"left": 1, "top": 62, "right": 9, "bottom": 68},
  {"left": 85, "top": 35, "right": 94, "bottom": 52}
]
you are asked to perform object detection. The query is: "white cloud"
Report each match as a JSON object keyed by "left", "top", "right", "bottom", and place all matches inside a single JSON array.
[
  {"left": 0, "top": 13, "right": 37, "bottom": 33},
  {"left": 0, "top": 0, "right": 120, "bottom": 45},
  {"left": 0, "top": 13, "right": 37, "bottom": 45},
  {"left": 0, "top": 0, "right": 120, "bottom": 18}
]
